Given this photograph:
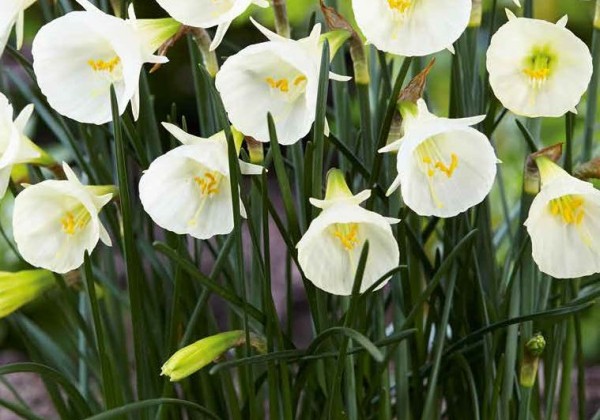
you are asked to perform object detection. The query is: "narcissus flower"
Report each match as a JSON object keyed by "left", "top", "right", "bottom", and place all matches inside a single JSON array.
[
  {"left": 351, "top": 0, "right": 471, "bottom": 56},
  {"left": 0, "top": 0, "right": 35, "bottom": 57},
  {"left": 32, "top": 0, "right": 180, "bottom": 125},
  {"left": 0, "top": 269, "right": 54, "bottom": 319},
  {"left": 215, "top": 19, "right": 350, "bottom": 145},
  {"left": 13, "top": 162, "right": 115, "bottom": 274},
  {"left": 139, "top": 123, "right": 263, "bottom": 239},
  {"left": 486, "top": 12, "right": 593, "bottom": 117},
  {"left": 0, "top": 93, "right": 51, "bottom": 198},
  {"left": 161, "top": 331, "right": 266, "bottom": 381},
  {"left": 155, "top": 0, "right": 269, "bottom": 51},
  {"left": 525, "top": 157, "right": 600, "bottom": 278},
  {"left": 297, "top": 169, "right": 400, "bottom": 296},
  {"left": 379, "top": 99, "right": 497, "bottom": 218}
]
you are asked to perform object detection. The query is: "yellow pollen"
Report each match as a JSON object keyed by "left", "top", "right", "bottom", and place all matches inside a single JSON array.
[
  {"left": 523, "top": 68, "right": 550, "bottom": 82},
  {"left": 388, "top": 0, "right": 411, "bottom": 13},
  {"left": 60, "top": 209, "right": 91, "bottom": 235},
  {"left": 293, "top": 75, "right": 307, "bottom": 86},
  {"left": 332, "top": 223, "right": 360, "bottom": 251},
  {"left": 194, "top": 172, "right": 220, "bottom": 196},
  {"left": 266, "top": 77, "right": 290, "bottom": 93},
  {"left": 88, "top": 57, "right": 121, "bottom": 73},
  {"left": 422, "top": 153, "right": 459, "bottom": 178},
  {"left": 549, "top": 195, "right": 585, "bottom": 225}
]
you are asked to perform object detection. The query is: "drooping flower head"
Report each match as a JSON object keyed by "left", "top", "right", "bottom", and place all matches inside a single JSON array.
[
  {"left": 155, "top": 0, "right": 269, "bottom": 51},
  {"left": 0, "top": 269, "right": 54, "bottom": 319},
  {"left": 139, "top": 123, "right": 263, "bottom": 240},
  {"left": 297, "top": 169, "right": 400, "bottom": 296},
  {"left": 486, "top": 11, "right": 593, "bottom": 117},
  {"left": 0, "top": 93, "right": 52, "bottom": 199},
  {"left": 215, "top": 19, "right": 350, "bottom": 146},
  {"left": 32, "top": 0, "right": 180, "bottom": 125},
  {"left": 379, "top": 99, "right": 498, "bottom": 218},
  {"left": 525, "top": 157, "right": 600, "bottom": 279},
  {"left": 13, "top": 162, "right": 115, "bottom": 274},
  {"left": 351, "top": 0, "right": 471, "bottom": 56},
  {"left": 0, "top": 0, "right": 35, "bottom": 57}
]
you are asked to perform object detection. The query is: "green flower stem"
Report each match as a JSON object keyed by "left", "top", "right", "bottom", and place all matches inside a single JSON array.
[
  {"left": 584, "top": 3, "right": 600, "bottom": 160},
  {"left": 272, "top": 0, "right": 291, "bottom": 38},
  {"left": 190, "top": 28, "right": 219, "bottom": 78}
]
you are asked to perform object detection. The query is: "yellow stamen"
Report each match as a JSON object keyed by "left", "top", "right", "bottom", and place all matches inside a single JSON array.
[
  {"left": 88, "top": 57, "right": 121, "bottom": 73},
  {"left": 293, "top": 75, "right": 307, "bottom": 86},
  {"left": 60, "top": 208, "right": 91, "bottom": 236},
  {"left": 388, "top": 0, "right": 411, "bottom": 13},
  {"left": 265, "top": 77, "right": 290, "bottom": 93},
  {"left": 332, "top": 223, "right": 360, "bottom": 251},
  {"left": 414, "top": 138, "right": 460, "bottom": 209},
  {"left": 548, "top": 195, "right": 585, "bottom": 225},
  {"left": 194, "top": 172, "right": 220, "bottom": 196}
]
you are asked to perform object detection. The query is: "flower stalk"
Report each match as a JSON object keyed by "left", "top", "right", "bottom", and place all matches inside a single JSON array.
[
  {"left": 272, "top": 0, "right": 291, "bottom": 38},
  {"left": 190, "top": 28, "right": 220, "bottom": 78}
]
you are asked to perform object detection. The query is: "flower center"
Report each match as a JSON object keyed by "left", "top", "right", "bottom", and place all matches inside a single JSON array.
[
  {"left": 88, "top": 57, "right": 121, "bottom": 73},
  {"left": 332, "top": 223, "right": 360, "bottom": 251},
  {"left": 415, "top": 139, "right": 459, "bottom": 179},
  {"left": 387, "top": 0, "right": 412, "bottom": 13},
  {"left": 265, "top": 75, "right": 308, "bottom": 101},
  {"left": 523, "top": 46, "right": 555, "bottom": 88},
  {"left": 194, "top": 171, "right": 220, "bottom": 196},
  {"left": 548, "top": 195, "right": 585, "bottom": 225},
  {"left": 60, "top": 206, "right": 91, "bottom": 236}
]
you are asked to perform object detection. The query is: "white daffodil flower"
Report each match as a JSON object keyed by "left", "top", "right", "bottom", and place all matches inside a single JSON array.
[
  {"left": 351, "top": 0, "right": 471, "bottom": 56},
  {"left": 13, "top": 162, "right": 115, "bottom": 274},
  {"left": 0, "top": 93, "right": 51, "bottom": 199},
  {"left": 155, "top": 0, "right": 269, "bottom": 51},
  {"left": 32, "top": 0, "right": 180, "bottom": 125},
  {"left": 525, "top": 157, "right": 600, "bottom": 279},
  {"left": 379, "top": 99, "right": 498, "bottom": 218},
  {"left": 139, "top": 123, "right": 263, "bottom": 240},
  {"left": 0, "top": 0, "right": 35, "bottom": 57},
  {"left": 297, "top": 169, "right": 400, "bottom": 296},
  {"left": 215, "top": 19, "right": 350, "bottom": 146},
  {"left": 486, "top": 11, "right": 593, "bottom": 117}
]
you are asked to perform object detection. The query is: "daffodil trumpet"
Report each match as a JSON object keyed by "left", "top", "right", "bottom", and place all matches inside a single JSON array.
[
  {"left": 32, "top": 0, "right": 181, "bottom": 125},
  {"left": 215, "top": 19, "right": 351, "bottom": 145},
  {"left": 525, "top": 157, "right": 600, "bottom": 279},
  {"left": 486, "top": 11, "right": 593, "bottom": 117},
  {"left": 13, "top": 162, "right": 116, "bottom": 274},
  {"left": 139, "top": 123, "right": 263, "bottom": 240},
  {"left": 296, "top": 169, "right": 400, "bottom": 296},
  {"left": 380, "top": 99, "right": 498, "bottom": 218}
]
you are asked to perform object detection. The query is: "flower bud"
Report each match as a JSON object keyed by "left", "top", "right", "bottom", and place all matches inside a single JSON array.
[
  {"left": 161, "top": 331, "right": 266, "bottom": 382},
  {"left": 469, "top": 0, "right": 483, "bottom": 28},
  {"left": 520, "top": 333, "right": 546, "bottom": 388},
  {"left": 0, "top": 270, "right": 55, "bottom": 319}
]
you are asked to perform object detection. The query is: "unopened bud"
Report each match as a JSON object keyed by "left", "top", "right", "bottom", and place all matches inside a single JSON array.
[
  {"left": 161, "top": 331, "right": 266, "bottom": 381},
  {"left": 520, "top": 333, "right": 546, "bottom": 388},
  {"left": 0, "top": 270, "right": 55, "bottom": 319}
]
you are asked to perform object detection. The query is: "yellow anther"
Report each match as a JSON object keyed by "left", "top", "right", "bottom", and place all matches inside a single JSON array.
[
  {"left": 88, "top": 57, "right": 121, "bottom": 73},
  {"left": 548, "top": 195, "right": 585, "bottom": 225},
  {"left": 265, "top": 77, "right": 290, "bottom": 92},
  {"left": 388, "top": 0, "right": 411, "bottom": 13},
  {"left": 421, "top": 153, "right": 459, "bottom": 178},
  {"left": 293, "top": 75, "right": 307, "bottom": 86},
  {"left": 332, "top": 223, "right": 360, "bottom": 251},
  {"left": 523, "top": 68, "right": 550, "bottom": 81},
  {"left": 194, "top": 172, "right": 220, "bottom": 196},
  {"left": 60, "top": 209, "right": 91, "bottom": 235}
]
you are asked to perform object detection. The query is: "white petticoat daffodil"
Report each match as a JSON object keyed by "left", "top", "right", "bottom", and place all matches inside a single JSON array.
[
  {"left": 215, "top": 19, "right": 350, "bottom": 146},
  {"left": 139, "top": 123, "right": 263, "bottom": 240},
  {"left": 379, "top": 99, "right": 498, "bottom": 218},
  {"left": 297, "top": 169, "right": 400, "bottom": 296},
  {"left": 0, "top": 93, "right": 52, "bottom": 199},
  {"left": 32, "top": 0, "right": 180, "bottom": 125},
  {"left": 486, "top": 11, "right": 593, "bottom": 117},
  {"left": 13, "top": 162, "right": 115, "bottom": 274},
  {"left": 525, "top": 157, "right": 600, "bottom": 279},
  {"left": 155, "top": 0, "right": 269, "bottom": 51},
  {"left": 0, "top": 0, "right": 35, "bottom": 57},
  {"left": 351, "top": 0, "right": 471, "bottom": 56}
]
